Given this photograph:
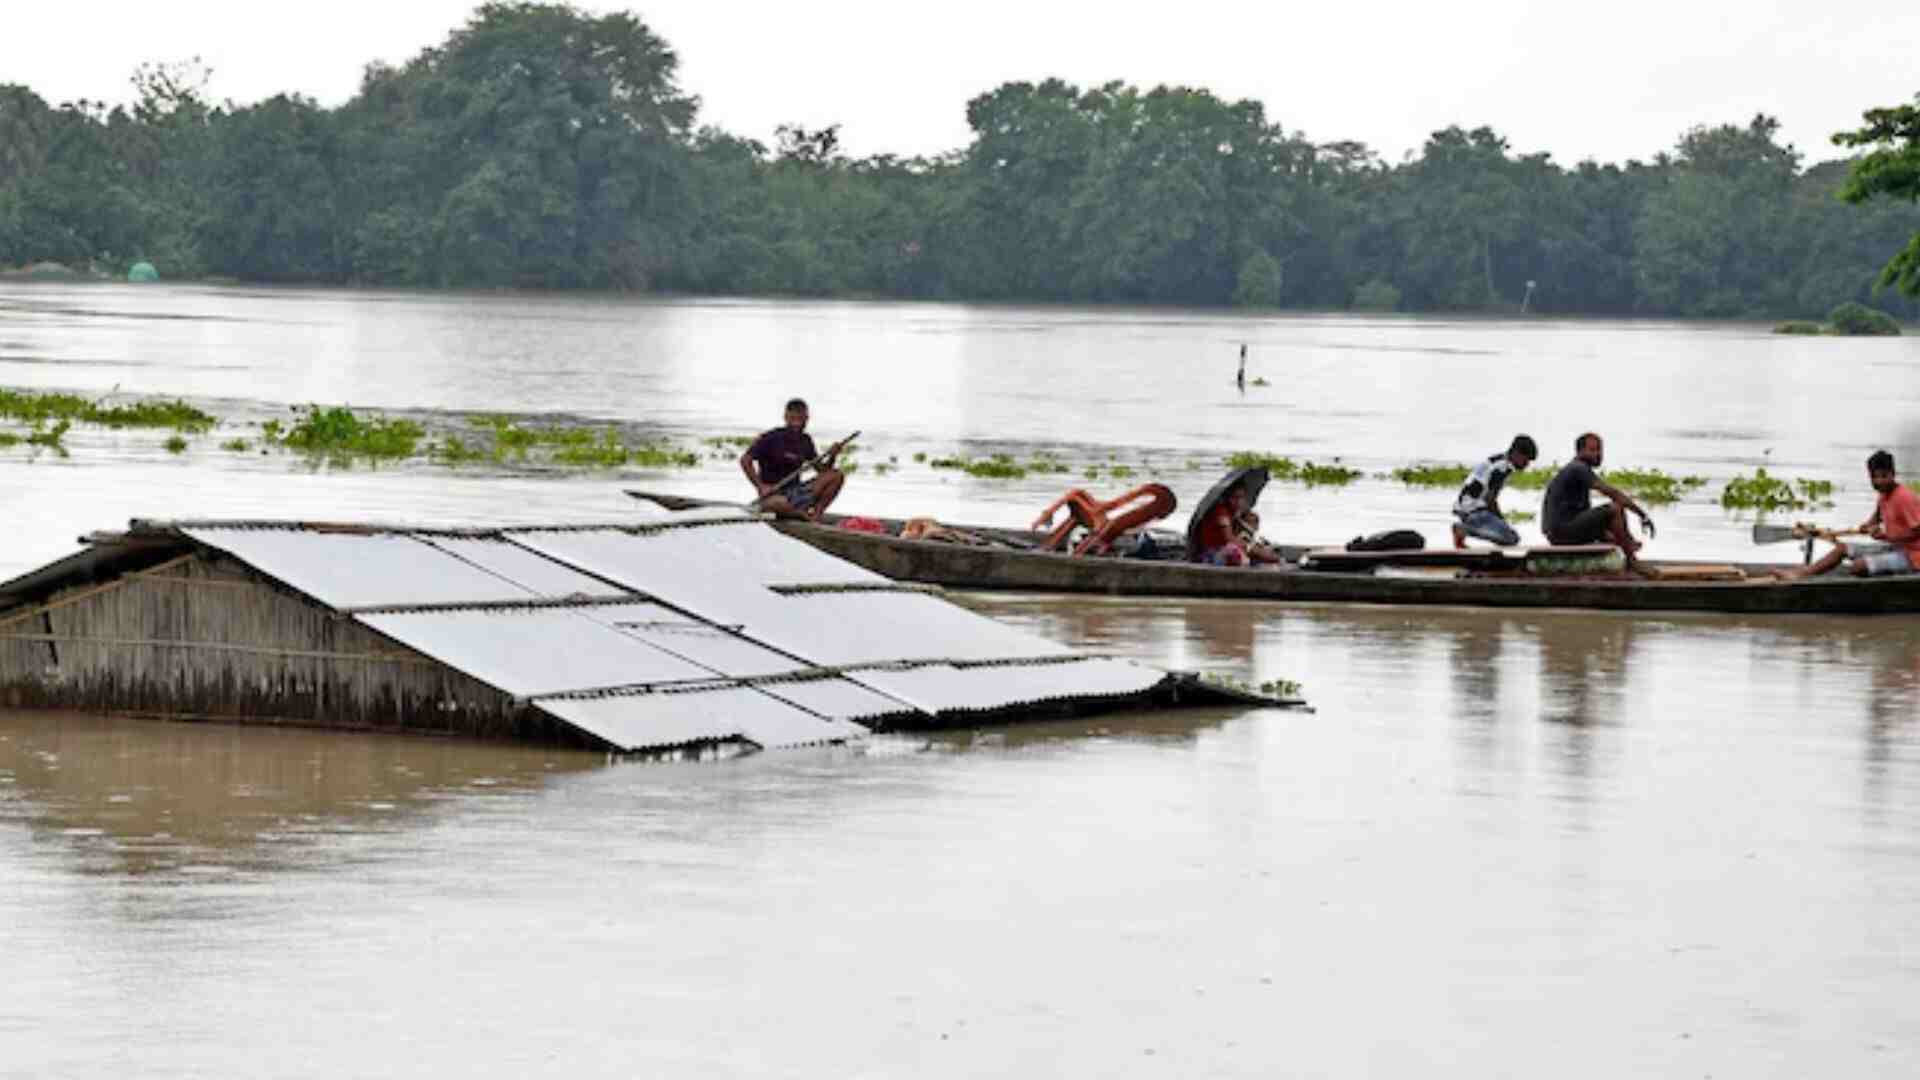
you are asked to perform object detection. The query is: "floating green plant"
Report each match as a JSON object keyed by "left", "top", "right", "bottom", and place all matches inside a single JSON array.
[
  {"left": 220, "top": 438, "right": 250, "bottom": 453},
  {"left": 1200, "top": 671, "right": 1303, "bottom": 700},
  {"left": 1297, "top": 461, "right": 1360, "bottom": 486},
  {"left": 1720, "top": 469, "right": 1835, "bottom": 512},
  {"left": 0, "top": 388, "right": 215, "bottom": 432},
  {"left": 1601, "top": 467, "right": 1708, "bottom": 505},
  {"left": 1506, "top": 464, "right": 1554, "bottom": 491},
  {"left": 1224, "top": 451, "right": 1297, "bottom": 473},
  {"left": 26, "top": 420, "right": 69, "bottom": 449},
  {"left": 1225, "top": 451, "right": 1357, "bottom": 486},
  {"left": 429, "top": 435, "right": 486, "bottom": 464},
  {"left": 930, "top": 454, "right": 1027, "bottom": 479},
  {"left": 264, "top": 406, "right": 423, "bottom": 459},
  {"left": 1508, "top": 509, "right": 1537, "bottom": 523},
  {"left": 164, "top": 434, "right": 189, "bottom": 454},
  {"left": 1390, "top": 463, "right": 1470, "bottom": 487}
]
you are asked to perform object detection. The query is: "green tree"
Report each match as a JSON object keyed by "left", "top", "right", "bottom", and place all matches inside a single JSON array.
[
  {"left": 1633, "top": 115, "right": 1800, "bottom": 315},
  {"left": 1834, "top": 95, "right": 1920, "bottom": 297},
  {"left": 334, "top": 2, "right": 697, "bottom": 287},
  {"left": 1233, "top": 250, "right": 1282, "bottom": 306},
  {"left": 1388, "top": 127, "right": 1530, "bottom": 309},
  {"left": 197, "top": 95, "right": 345, "bottom": 280}
]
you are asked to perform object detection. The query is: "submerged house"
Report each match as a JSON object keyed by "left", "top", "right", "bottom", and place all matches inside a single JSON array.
[{"left": 0, "top": 511, "right": 1268, "bottom": 754}]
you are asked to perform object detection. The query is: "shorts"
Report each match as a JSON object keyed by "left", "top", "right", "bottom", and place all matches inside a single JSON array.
[
  {"left": 1455, "top": 508, "right": 1520, "bottom": 546},
  {"left": 1546, "top": 505, "right": 1613, "bottom": 546},
  {"left": 777, "top": 477, "right": 817, "bottom": 510},
  {"left": 1845, "top": 541, "right": 1917, "bottom": 576}
]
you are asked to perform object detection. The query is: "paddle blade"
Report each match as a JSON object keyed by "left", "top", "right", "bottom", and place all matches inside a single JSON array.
[{"left": 1750, "top": 523, "right": 1801, "bottom": 545}]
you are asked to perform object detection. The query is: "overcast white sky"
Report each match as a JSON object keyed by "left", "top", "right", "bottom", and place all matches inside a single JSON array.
[{"left": 5, "top": 1, "right": 1916, "bottom": 167}]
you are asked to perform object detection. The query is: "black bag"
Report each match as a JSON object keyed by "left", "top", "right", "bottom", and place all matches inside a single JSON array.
[
  {"left": 1346, "top": 529, "right": 1425, "bottom": 552},
  {"left": 1124, "top": 532, "right": 1184, "bottom": 560}
]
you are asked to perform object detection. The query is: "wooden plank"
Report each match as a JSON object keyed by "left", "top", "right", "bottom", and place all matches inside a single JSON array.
[{"left": 1644, "top": 564, "right": 1747, "bottom": 582}]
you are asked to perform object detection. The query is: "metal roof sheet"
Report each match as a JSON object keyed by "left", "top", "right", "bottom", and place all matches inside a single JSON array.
[
  {"left": 535, "top": 686, "right": 865, "bottom": 751},
  {"left": 356, "top": 607, "right": 717, "bottom": 697},
  {"left": 416, "top": 536, "right": 628, "bottom": 599},
  {"left": 745, "top": 592, "right": 1074, "bottom": 667},
  {"left": 507, "top": 530, "right": 1067, "bottom": 668},
  {"left": 855, "top": 659, "right": 1165, "bottom": 716},
  {"left": 760, "top": 678, "right": 917, "bottom": 723},
  {"left": 184, "top": 527, "right": 541, "bottom": 609},
  {"left": 590, "top": 610, "right": 808, "bottom": 679},
  {"left": 507, "top": 523, "right": 885, "bottom": 594},
  {"left": 507, "top": 527, "right": 780, "bottom": 622}
]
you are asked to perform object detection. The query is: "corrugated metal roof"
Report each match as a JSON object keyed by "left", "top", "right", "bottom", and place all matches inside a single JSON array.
[
  {"left": 856, "top": 658, "right": 1164, "bottom": 715},
  {"left": 506, "top": 529, "right": 1067, "bottom": 667},
  {"left": 747, "top": 592, "right": 1073, "bottom": 667},
  {"left": 589, "top": 606, "right": 808, "bottom": 679},
  {"left": 356, "top": 607, "right": 719, "bottom": 697},
  {"left": 759, "top": 677, "right": 918, "bottom": 723},
  {"left": 535, "top": 686, "right": 864, "bottom": 751},
  {"left": 550, "top": 520, "right": 889, "bottom": 588},
  {"left": 416, "top": 536, "right": 628, "bottom": 599},
  {"left": 184, "top": 527, "right": 542, "bottom": 609},
  {"left": 507, "top": 522, "right": 884, "bottom": 593}
]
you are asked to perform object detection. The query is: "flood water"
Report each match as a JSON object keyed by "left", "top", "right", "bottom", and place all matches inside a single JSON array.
[{"left": 3, "top": 284, "right": 1919, "bottom": 1076}]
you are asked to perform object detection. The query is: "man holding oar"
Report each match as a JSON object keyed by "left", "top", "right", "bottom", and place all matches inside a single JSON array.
[
  {"left": 739, "top": 398, "right": 850, "bottom": 522},
  {"left": 1777, "top": 450, "right": 1920, "bottom": 579}
]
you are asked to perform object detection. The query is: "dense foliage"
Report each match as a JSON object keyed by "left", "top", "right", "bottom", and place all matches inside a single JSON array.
[
  {"left": 2, "top": 2, "right": 1917, "bottom": 319},
  {"left": 1833, "top": 95, "right": 1920, "bottom": 298}
]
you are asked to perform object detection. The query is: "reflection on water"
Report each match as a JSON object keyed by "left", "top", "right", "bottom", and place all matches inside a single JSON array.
[{"left": 0, "top": 712, "right": 598, "bottom": 877}]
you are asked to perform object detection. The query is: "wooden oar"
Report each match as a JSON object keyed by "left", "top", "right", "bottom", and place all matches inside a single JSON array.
[
  {"left": 1750, "top": 523, "right": 1858, "bottom": 545},
  {"left": 752, "top": 430, "right": 859, "bottom": 510}
]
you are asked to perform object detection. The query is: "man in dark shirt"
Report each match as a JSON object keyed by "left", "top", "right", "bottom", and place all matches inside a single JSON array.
[
  {"left": 739, "top": 398, "right": 846, "bottom": 521},
  {"left": 1541, "top": 432, "right": 1653, "bottom": 567}
]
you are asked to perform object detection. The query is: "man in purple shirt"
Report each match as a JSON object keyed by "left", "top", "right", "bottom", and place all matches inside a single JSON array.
[{"left": 738, "top": 398, "right": 846, "bottom": 521}]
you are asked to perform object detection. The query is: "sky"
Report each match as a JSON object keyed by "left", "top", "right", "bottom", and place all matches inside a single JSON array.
[{"left": 4, "top": 0, "right": 1917, "bottom": 168}]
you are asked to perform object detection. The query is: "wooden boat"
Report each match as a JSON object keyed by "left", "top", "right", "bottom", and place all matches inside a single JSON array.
[{"left": 628, "top": 492, "right": 1920, "bottom": 615}]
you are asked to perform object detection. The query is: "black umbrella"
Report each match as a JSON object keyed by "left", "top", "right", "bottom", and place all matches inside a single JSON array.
[{"left": 1185, "top": 467, "right": 1269, "bottom": 558}]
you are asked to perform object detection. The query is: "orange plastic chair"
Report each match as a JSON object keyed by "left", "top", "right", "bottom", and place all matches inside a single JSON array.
[{"left": 1030, "top": 483, "right": 1178, "bottom": 556}]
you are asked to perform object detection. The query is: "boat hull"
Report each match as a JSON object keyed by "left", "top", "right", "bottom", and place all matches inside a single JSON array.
[
  {"left": 629, "top": 493, "right": 1920, "bottom": 615},
  {"left": 782, "top": 523, "right": 1920, "bottom": 614}
]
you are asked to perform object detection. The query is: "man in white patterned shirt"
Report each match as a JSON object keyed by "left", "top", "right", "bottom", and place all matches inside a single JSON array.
[{"left": 1452, "top": 434, "right": 1537, "bottom": 548}]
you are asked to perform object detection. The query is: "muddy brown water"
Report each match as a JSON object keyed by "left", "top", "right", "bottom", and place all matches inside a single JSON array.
[{"left": 3, "top": 285, "right": 1919, "bottom": 1075}]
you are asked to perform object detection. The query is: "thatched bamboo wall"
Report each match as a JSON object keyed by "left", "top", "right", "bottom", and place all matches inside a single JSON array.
[{"left": 0, "top": 552, "right": 598, "bottom": 747}]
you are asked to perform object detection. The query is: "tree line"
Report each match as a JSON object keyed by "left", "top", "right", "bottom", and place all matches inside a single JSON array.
[{"left": 1, "top": 1, "right": 1917, "bottom": 319}]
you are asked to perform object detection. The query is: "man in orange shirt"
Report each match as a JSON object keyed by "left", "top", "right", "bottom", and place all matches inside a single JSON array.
[{"left": 1781, "top": 450, "right": 1920, "bottom": 579}]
